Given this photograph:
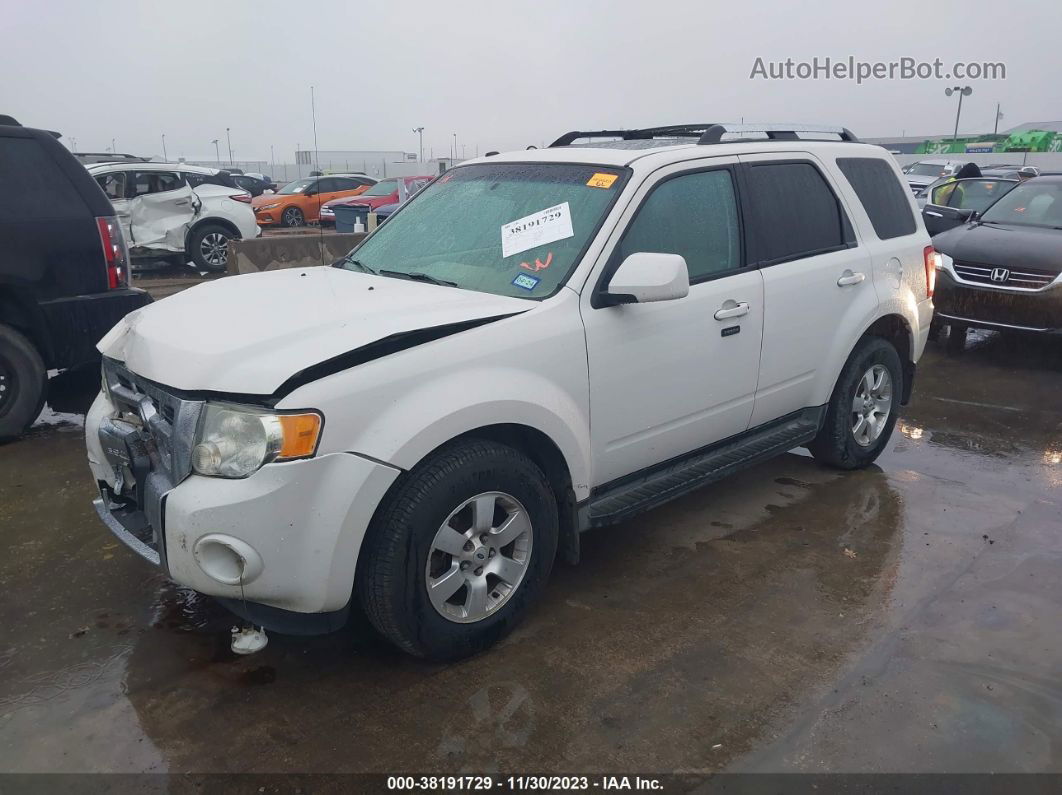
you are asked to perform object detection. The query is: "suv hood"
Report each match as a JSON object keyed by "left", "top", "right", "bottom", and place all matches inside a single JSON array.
[
  {"left": 933, "top": 222, "right": 1062, "bottom": 274},
  {"left": 98, "top": 266, "right": 529, "bottom": 395}
]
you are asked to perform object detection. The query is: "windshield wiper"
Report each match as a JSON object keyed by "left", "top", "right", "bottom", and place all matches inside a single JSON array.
[
  {"left": 335, "top": 255, "right": 377, "bottom": 275},
  {"left": 378, "top": 270, "right": 458, "bottom": 288}
]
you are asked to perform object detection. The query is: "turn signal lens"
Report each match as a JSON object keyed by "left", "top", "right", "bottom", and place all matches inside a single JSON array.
[
  {"left": 277, "top": 413, "right": 323, "bottom": 460},
  {"left": 923, "top": 246, "right": 939, "bottom": 299}
]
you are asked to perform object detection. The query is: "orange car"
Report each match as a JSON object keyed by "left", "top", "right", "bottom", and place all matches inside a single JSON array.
[{"left": 251, "top": 174, "right": 376, "bottom": 227}]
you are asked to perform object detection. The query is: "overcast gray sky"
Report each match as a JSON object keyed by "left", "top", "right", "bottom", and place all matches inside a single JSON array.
[{"left": 4, "top": 0, "right": 1060, "bottom": 162}]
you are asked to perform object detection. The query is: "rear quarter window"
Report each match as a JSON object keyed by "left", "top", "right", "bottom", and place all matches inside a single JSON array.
[
  {"left": 0, "top": 136, "right": 90, "bottom": 220},
  {"left": 836, "top": 157, "right": 917, "bottom": 240}
]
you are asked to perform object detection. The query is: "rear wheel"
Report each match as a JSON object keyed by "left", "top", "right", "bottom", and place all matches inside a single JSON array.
[
  {"left": 282, "top": 206, "right": 304, "bottom": 227},
  {"left": 809, "top": 336, "right": 902, "bottom": 470},
  {"left": 0, "top": 323, "right": 46, "bottom": 441},
  {"left": 358, "top": 439, "right": 558, "bottom": 661},
  {"left": 189, "top": 224, "right": 235, "bottom": 272}
]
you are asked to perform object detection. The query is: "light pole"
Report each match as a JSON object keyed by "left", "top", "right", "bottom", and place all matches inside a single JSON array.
[
  {"left": 226, "top": 127, "right": 233, "bottom": 165},
  {"left": 452, "top": 132, "right": 457, "bottom": 164},
  {"left": 944, "top": 86, "right": 972, "bottom": 142},
  {"left": 110, "top": 137, "right": 116, "bottom": 153},
  {"left": 211, "top": 139, "right": 220, "bottom": 164},
  {"left": 412, "top": 127, "right": 424, "bottom": 162},
  {"left": 270, "top": 144, "right": 275, "bottom": 177},
  {"left": 161, "top": 134, "right": 167, "bottom": 161}
]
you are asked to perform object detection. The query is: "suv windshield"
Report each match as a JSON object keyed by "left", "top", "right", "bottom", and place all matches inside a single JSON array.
[
  {"left": 980, "top": 181, "right": 1062, "bottom": 228},
  {"left": 908, "top": 163, "right": 951, "bottom": 177},
  {"left": 361, "top": 178, "right": 399, "bottom": 197},
  {"left": 338, "top": 163, "right": 627, "bottom": 299},
  {"left": 277, "top": 178, "right": 313, "bottom": 194}
]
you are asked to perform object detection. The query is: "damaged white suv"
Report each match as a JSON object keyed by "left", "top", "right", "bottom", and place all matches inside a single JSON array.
[
  {"left": 86, "top": 124, "right": 935, "bottom": 660},
  {"left": 88, "top": 162, "right": 259, "bottom": 271}
]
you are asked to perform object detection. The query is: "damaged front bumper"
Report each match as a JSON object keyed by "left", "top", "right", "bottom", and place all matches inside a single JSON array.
[{"left": 85, "top": 362, "right": 402, "bottom": 623}]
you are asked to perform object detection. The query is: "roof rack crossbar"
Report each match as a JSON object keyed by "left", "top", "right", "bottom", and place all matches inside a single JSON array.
[
  {"left": 697, "top": 124, "right": 859, "bottom": 144},
  {"left": 550, "top": 124, "right": 721, "bottom": 147}
]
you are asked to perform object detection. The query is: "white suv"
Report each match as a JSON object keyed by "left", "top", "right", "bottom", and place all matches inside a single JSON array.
[
  {"left": 87, "top": 163, "right": 259, "bottom": 271},
  {"left": 85, "top": 124, "right": 935, "bottom": 660}
]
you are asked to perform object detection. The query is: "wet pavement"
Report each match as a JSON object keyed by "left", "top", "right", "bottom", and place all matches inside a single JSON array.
[{"left": 1, "top": 331, "right": 1060, "bottom": 775}]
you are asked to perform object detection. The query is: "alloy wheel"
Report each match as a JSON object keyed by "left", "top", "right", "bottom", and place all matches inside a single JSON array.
[
  {"left": 851, "top": 364, "right": 892, "bottom": 447},
  {"left": 199, "top": 232, "right": 229, "bottom": 268},
  {"left": 425, "top": 491, "right": 533, "bottom": 624}
]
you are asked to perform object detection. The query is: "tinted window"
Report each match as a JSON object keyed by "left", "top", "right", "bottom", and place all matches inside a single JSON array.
[
  {"left": 0, "top": 137, "right": 89, "bottom": 220},
  {"left": 95, "top": 171, "right": 127, "bottom": 201},
  {"left": 130, "top": 171, "right": 182, "bottom": 196},
  {"left": 746, "top": 162, "right": 852, "bottom": 264},
  {"left": 316, "top": 178, "right": 341, "bottom": 192},
  {"left": 331, "top": 178, "right": 361, "bottom": 191},
  {"left": 837, "top": 157, "right": 916, "bottom": 239},
  {"left": 618, "top": 169, "right": 741, "bottom": 280}
]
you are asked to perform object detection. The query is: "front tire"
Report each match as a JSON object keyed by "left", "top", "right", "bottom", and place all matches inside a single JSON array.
[
  {"left": 189, "top": 224, "right": 235, "bottom": 272},
  {"left": 282, "top": 206, "right": 304, "bottom": 227},
  {"left": 809, "top": 337, "right": 902, "bottom": 470},
  {"left": 0, "top": 323, "right": 47, "bottom": 441},
  {"left": 358, "top": 439, "right": 558, "bottom": 661}
]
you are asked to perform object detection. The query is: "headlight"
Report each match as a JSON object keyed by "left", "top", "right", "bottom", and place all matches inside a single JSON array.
[
  {"left": 258, "top": 202, "right": 279, "bottom": 210},
  {"left": 191, "top": 403, "right": 323, "bottom": 478}
]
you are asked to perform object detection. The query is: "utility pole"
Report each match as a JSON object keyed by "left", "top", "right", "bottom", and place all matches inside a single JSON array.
[
  {"left": 412, "top": 127, "right": 424, "bottom": 162},
  {"left": 994, "top": 103, "right": 1002, "bottom": 135},
  {"left": 270, "top": 144, "right": 275, "bottom": 177},
  {"left": 226, "top": 127, "right": 233, "bottom": 165},
  {"left": 211, "top": 139, "right": 220, "bottom": 164},
  {"left": 944, "top": 86, "right": 972, "bottom": 142},
  {"left": 110, "top": 137, "right": 116, "bottom": 153},
  {"left": 297, "top": 142, "right": 301, "bottom": 177},
  {"left": 161, "top": 134, "right": 167, "bottom": 161},
  {"left": 452, "top": 132, "right": 457, "bottom": 164}
]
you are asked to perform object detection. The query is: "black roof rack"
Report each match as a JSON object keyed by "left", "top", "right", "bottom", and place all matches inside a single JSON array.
[
  {"left": 550, "top": 124, "right": 721, "bottom": 147},
  {"left": 550, "top": 123, "right": 859, "bottom": 148}
]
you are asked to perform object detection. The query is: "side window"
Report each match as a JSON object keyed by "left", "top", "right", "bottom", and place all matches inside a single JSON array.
[
  {"left": 0, "top": 137, "right": 90, "bottom": 220},
  {"left": 316, "top": 178, "right": 340, "bottom": 192},
  {"left": 96, "top": 171, "right": 127, "bottom": 201},
  {"left": 836, "top": 157, "right": 916, "bottom": 239},
  {"left": 331, "top": 178, "right": 360, "bottom": 191},
  {"left": 130, "top": 171, "right": 182, "bottom": 197},
  {"left": 745, "top": 162, "right": 854, "bottom": 264},
  {"left": 184, "top": 172, "right": 206, "bottom": 188},
  {"left": 617, "top": 169, "right": 741, "bottom": 281}
]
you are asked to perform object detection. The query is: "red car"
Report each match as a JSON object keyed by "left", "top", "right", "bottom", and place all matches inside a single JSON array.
[{"left": 319, "top": 175, "right": 434, "bottom": 224}]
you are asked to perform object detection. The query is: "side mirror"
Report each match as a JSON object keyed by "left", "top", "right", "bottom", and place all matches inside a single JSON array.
[{"left": 602, "top": 252, "right": 690, "bottom": 305}]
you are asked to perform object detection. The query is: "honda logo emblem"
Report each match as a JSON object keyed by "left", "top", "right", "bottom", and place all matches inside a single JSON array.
[{"left": 990, "top": 267, "right": 1010, "bottom": 283}]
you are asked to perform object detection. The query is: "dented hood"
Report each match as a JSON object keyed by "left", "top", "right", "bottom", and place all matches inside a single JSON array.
[{"left": 99, "top": 266, "right": 528, "bottom": 395}]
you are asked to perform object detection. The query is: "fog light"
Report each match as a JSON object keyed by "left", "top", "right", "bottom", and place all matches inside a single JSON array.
[{"left": 193, "top": 534, "right": 264, "bottom": 585}]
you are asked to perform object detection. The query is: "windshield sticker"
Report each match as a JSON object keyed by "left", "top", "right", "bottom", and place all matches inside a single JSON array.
[
  {"left": 587, "top": 172, "right": 619, "bottom": 189},
  {"left": 501, "top": 202, "right": 574, "bottom": 258},
  {"left": 519, "top": 251, "right": 553, "bottom": 272},
  {"left": 512, "top": 273, "right": 540, "bottom": 291}
]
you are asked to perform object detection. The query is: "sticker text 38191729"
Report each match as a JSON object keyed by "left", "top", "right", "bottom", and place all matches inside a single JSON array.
[{"left": 502, "top": 203, "right": 574, "bottom": 259}]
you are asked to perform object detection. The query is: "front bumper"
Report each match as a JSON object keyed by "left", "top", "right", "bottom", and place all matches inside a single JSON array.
[
  {"left": 934, "top": 270, "right": 1062, "bottom": 333},
  {"left": 86, "top": 387, "right": 401, "bottom": 618}
]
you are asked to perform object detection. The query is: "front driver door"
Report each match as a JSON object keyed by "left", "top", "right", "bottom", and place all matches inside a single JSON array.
[
  {"left": 582, "top": 161, "right": 765, "bottom": 486},
  {"left": 923, "top": 178, "right": 1019, "bottom": 235}
]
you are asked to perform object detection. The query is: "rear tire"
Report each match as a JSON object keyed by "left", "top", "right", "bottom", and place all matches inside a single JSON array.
[
  {"left": 189, "top": 224, "right": 235, "bottom": 272},
  {"left": 357, "top": 439, "right": 558, "bottom": 661},
  {"left": 0, "top": 323, "right": 47, "bottom": 441},
  {"left": 945, "top": 323, "right": 968, "bottom": 354},
  {"left": 809, "top": 336, "right": 902, "bottom": 470}
]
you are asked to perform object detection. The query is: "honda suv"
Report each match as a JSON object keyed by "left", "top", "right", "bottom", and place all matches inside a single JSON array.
[
  {"left": 0, "top": 115, "right": 151, "bottom": 439},
  {"left": 85, "top": 124, "right": 934, "bottom": 660}
]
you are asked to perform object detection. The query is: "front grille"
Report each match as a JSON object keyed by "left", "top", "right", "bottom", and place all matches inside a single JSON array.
[
  {"left": 953, "top": 261, "right": 1058, "bottom": 290},
  {"left": 97, "top": 360, "right": 205, "bottom": 566}
]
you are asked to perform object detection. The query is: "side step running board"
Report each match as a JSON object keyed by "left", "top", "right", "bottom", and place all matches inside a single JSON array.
[{"left": 580, "top": 407, "right": 825, "bottom": 530}]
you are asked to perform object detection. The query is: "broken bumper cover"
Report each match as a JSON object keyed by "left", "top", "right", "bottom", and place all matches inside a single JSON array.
[{"left": 86, "top": 389, "right": 402, "bottom": 621}]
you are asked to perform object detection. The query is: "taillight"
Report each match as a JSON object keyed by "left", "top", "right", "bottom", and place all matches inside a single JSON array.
[
  {"left": 97, "top": 216, "right": 129, "bottom": 289},
  {"left": 923, "top": 245, "right": 939, "bottom": 299},
  {"left": 231, "top": 193, "right": 252, "bottom": 203}
]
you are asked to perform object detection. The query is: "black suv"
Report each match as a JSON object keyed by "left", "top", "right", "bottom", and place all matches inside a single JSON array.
[{"left": 0, "top": 116, "right": 151, "bottom": 438}]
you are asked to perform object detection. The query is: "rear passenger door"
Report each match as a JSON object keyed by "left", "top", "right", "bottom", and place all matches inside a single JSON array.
[
  {"left": 126, "top": 170, "right": 196, "bottom": 250},
  {"left": 583, "top": 161, "right": 765, "bottom": 485},
  {"left": 739, "top": 155, "right": 875, "bottom": 427}
]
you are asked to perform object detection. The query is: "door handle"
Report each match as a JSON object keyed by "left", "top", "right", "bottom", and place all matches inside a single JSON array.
[
  {"left": 174, "top": 200, "right": 189, "bottom": 206},
  {"left": 837, "top": 271, "right": 866, "bottom": 287},
  {"left": 714, "top": 301, "right": 750, "bottom": 320},
  {"left": 924, "top": 210, "right": 943, "bottom": 217}
]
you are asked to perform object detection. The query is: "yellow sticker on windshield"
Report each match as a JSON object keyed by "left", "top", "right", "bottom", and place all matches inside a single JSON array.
[{"left": 586, "top": 172, "right": 618, "bottom": 189}]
